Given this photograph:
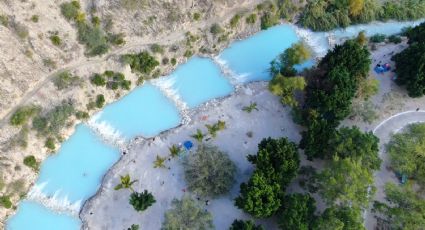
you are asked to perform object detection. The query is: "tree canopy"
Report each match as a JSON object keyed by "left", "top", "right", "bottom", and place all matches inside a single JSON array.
[
  {"left": 269, "top": 74, "right": 306, "bottom": 107},
  {"left": 278, "top": 194, "right": 316, "bottom": 230},
  {"left": 183, "top": 144, "right": 236, "bottom": 198},
  {"left": 162, "top": 196, "right": 214, "bottom": 230},
  {"left": 129, "top": 190, "right": 156, "bottom": 212},
  {"left": 229, "top": 219, "right": 264, "bottom": 230},
  {"left": 312, "top": 205, "right": 365, "bottom": 230},
  {"left": 270, "top": 42, "right": 311, "bottom": 77}
]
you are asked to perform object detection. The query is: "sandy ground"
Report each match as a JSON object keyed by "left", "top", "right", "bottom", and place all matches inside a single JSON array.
[{"left": 81, "top": 82, "right": 303, "bottom": 230}]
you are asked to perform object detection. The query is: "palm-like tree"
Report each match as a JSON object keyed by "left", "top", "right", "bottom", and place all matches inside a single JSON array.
[
  {"left": 242, "top": 102, "right": 259, "bottom": 113},
  {"left": 114, "top": 174, "right": 137, "bottom": 192},
  {"left": 191, "top": 129, "right": 205, "bottom": 143},
  {"left": 153, "top": 155, "right": 167, "bottom": 168},
  {"left": 169, "top": 144, "right": 181, "bottom": 158},
  {"left": 206, "top": 124, "right": 220, "bottom": 138}
]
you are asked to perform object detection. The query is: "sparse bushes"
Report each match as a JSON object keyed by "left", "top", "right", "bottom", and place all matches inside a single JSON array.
[
  {"left": 10, "top": 105, "right": 40, "bottom": 126},
  {"left": 171, "top": 58, "right": 177, "bottom": 66},
  {"left": 53, "top": 71, "right": 81, "bottom": 90},
  {"left": 0, "top": 14, "right": 8, "bottom": 27},
  {"left": 229, "top": 220, "right": 264, "bottom": 230},
  {"left": 95, "top": 94, "right": 105, "bottom": 108},
  {"left": 107, "top": 33, "right": 125, "bottom": 46},
  {"left": 31, "top": 15, "right": 39, "bottom": 23},
  {"left": 61, "top": 1, "right": 81, "bottom": 21},
  {"left": 11, "top": 21, "right": 29, "bottom": 39},
  {"left": 184, "top": 50, "right": 193, "bottom": 58},
  {"left": 230, "top": 14, "right": 241, "bottom": 28},
  {"left": 183, "top": 144, "right": 236, "bottom": 197},
  {"left": 23, "top": 156, "right": 38, "bottom": 170},
  {"left": 32, "top": 101, "right": 75, "bottom": 137},
  {"left": 193, "top": 12, "right": 201, "bottom": 21},
  {"left": 162, "top": 196, "right": 214, "bottom": 230},
  {"left": 90, "top": 71, "right": 130, "bottom": 90},
  {"left": 75, "top": 111, "right": 89, "bottom": 120},
  {"left": 129, "top": 190, "right": 156, "bottom": 212},
  {"left": 122, "top": 51, "right": 159, "bottom": 75}
]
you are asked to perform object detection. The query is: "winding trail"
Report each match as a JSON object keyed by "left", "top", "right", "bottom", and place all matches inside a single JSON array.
[{"left": 365, "top": 110, "right": 425, "bottom": 229}]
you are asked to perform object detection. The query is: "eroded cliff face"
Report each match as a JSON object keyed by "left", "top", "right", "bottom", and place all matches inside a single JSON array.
[{"left": 0, "top": 0, "right": 264, "bottom": 226}]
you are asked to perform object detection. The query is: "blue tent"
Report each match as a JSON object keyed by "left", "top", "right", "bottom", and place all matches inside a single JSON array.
[{"left": 183, "top": 141, "right": 193, "bottom": 150}]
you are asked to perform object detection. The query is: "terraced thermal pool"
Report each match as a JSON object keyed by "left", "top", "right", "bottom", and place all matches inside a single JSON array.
[{"left": 6, "top": 19, "right": 424, "bottom": 230}]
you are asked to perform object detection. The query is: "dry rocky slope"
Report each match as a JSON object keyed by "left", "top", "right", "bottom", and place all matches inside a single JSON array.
[{"left": 0, "top": 0, "right": 266, "bottom": 226}]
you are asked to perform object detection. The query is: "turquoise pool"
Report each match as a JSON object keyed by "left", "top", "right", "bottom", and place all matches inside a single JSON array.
[
  {"left": 7, "top": 201, "right": 81, "bottom": 230},
  {"left": 7, "top": 19, "right": 425, "bottom": 230},
  {"left": 35, "top": 125, "right": 119, "bottom": 203},
  {"left": 93, "top": 83, "right": 182, "bottom": 139},
  {"left": 153, "top": 57, "right": 234, "bottom": 108}
]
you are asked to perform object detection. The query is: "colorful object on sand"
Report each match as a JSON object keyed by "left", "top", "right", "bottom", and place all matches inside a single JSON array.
[{"left": 183, "top": 141, "right": 193, "bottom": 150}]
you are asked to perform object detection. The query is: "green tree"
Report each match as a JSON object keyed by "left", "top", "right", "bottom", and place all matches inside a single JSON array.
[
  {"left": 235, "top": 172, "right": 281, "bottom": 218},
  {"left": 269, "top": 74, "right": 306, "bottom": 107},
  {"left": 90, "top": 73, "right": 106, "bottom": 86},
  {"left": 162, "top": 196, "right": 214, "bottom": 230},
  {"left": 229, "top": 219, "right": 264, "bottom": 230},
  {"left": 278, "top": 194, "right": 316, "bottom": 230},
  {"left": 114, "top": 174, "right": 137, "bottom": 192},
  {"left": 153, "top": 155, "right": 167, "bottom": 169},
  {"left": 317, "top": 156, "right": 374, "bottom": 208},
  {"left": 349, "top": 0, "right": 365, "bottom": 16},
  {"left": 122, "top": 52, "right": 159, "bottom": 75},
  {"left": 95, "top": 94, "right": 105, "bottom": 108},
  {"left": 373, "top": 183, "right": 425, "bottom": 229},
  {"left": 183, "top": 144, "right": 236, "bottom": 197},
  {"left": 10, "top": 105, "right": 40, "bottom": 126},
  {"left": 191, "top": 129, "right": 205, "bottom": 143},
  {"left": 129, "top": 190, "right": 156, "bottom": 212},
  {"left": 387, "top": 123, "right": 425, "bottom": 186},
  {"left": 312, "top": 206, "right": 365, "bottom": 230},
  {"left": 242, "top": 102, "right": 259, "bottom": 113},
  {"left": 0, "top": 196, "right": 12, "bottom": 209},
  {"left": 260, "top": 12, "right": 278, "bottom": 30},
  {"left": 327, "top": 126, "right": 381, "bottom": 171},
  {"left": 247, "top": 137, "right": 300, "bottom": 189},
  {"left": 23, "top": 156, "right": 38, "bottom": 170},
  {"left": 45, "top": 137, "right": 55, "bottom": 150},
  {"left": 168, "top": 144, "right": 181, "bottom": 158},
  {"left": 270, "top": 42, "right": 311, "bottom": 77}
]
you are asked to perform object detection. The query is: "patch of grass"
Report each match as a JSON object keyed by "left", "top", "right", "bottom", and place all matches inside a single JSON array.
[
  {"left": 122, "top": 51, "right": 159, "bottom": 75},
  {"left": 30, "top": 15, "right": 39, "bottom": 23},
  {"left": 52, "top": 71, "right": 81, "bottom": 90},
  {"left": 193, "top": 12, "right": 201, "bottom": 21},
  {"left": 23, "top": 155, "right": 38, "bottom": 170},
  {"left": 75, "top": 110, "right": 89, "bottom": 120},
  {"left": 10, "top": 105, "right": 40, "bottom": 126},
  {"left": 0, "top": 14, "right": 9, "bottom": 27}
]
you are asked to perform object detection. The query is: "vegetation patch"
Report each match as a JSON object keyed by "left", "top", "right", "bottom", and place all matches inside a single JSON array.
[
  {"left": 23, "top": 155, "right": 38, "bottom": 170},
  {"left": 10, "top": 105, "right": 40, "bottom": 126},
  {"left": 122, "top": 51, "right": 159, "bottom": 75},
  {"left": 52, "top": 71, "right": 82, "bottom": 90},
  {"left": 90, "top": 71, "right": 131, "bottom": 90},
  {"left": 129, "top": 190, "right": 156, "bottom": 212}
]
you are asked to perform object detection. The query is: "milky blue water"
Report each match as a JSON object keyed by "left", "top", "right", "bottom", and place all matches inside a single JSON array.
[
  {"left": 158, "top": 57, "right": 234, "bottom": 108},
  {"left": 8, "top": 19, "right": 425, "bottom": 230},
  {"left": 95, "top": 83, "right": 181, "bottom": 139},
  {"left": 7, "top": 201, "right": 80, "bottom": 230},
  {"left": 218, "top": 25, "right": 299, "bottom": 82},
  {"left": 36, "top": 125, "right": 119, "bottom": 203}
]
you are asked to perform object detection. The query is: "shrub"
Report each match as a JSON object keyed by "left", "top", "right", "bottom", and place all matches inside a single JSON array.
[
  {"left": 50, "top": 35, "right": 62, "bottom": 46},
  {"left": 229, "top": 220, "right": 264, "bottom": 230},
  {"left": 193, "top": 12, "right": 201, "bottom": 21},
  {"left": 171, "top": 58, "right": 177, "bottom": 66},
  {"left": 162, "top": 196, "right": 214, "bottom": 230},
  {"left": 246, "top": 14, "right": 257, "bottom": 24},
  {"left": 260, "top": 12, "right": 278, "bottom": 30},
  {"left": 150, "top": 43, "right": 164, "bottom": 54},
  {"left": 60, "top": 1, "right": 81, "bottom": 21},
  {"left": 7, "top": 126, "right": 30, "bottom": 149},
  {"left": 10, "top": 105, "right": 40, "bottom": 126},
  {"left": 77, "top": 22, "right": 109, "bottom": 56},
  {"left": 23, "top": 155, "right": 38, "bottom": 170},
  {"left": 388, "top": 35, "right": 402, "bottom": 44},
  {"left": 108, "top": 33, "right": 125, "bottom": 46},
  {"left": 183, "top": 144, "right": 236, "bottom": 197},
  {"left": 184, "top": 50, "right": 193, "bottom": 58},
  {"left": 278, "top": 194, "right": 316, "bottom": 230},
  {"left": 53, "top": 71, "right": 81, "bottom": 90},
  {"left": 230, "top": 14, "right": 241, "bottom": 28},
  {"left": 0, "top": 196, "right": 12, "bottom": 209},
  {"left": 45, "top": 137, "right": 56, "bottom": 150},
  {"left": 162, "top": 57, "right": 169, "bottom": 65},
  {"left": 122, "top": 52, "right": 159, "bottom": 74},
  {"left": 31, "top": 15, "right": 39, "bottom": 23},
  {"left": 370, "top": 34, "right": 386, "bottom": 43},
  {"left": 129, "top": 190, "right": 156, "bottom": 212},
  {"left": 75, "top": 111, "right": 89, "bottom": 120},
  {"left": 90, "top": 73, "right": 106, "bottom": 86},
  {"left": 11, "top": 21, "right": 29, "bottom": 39},
  {"left": 210, "top": 23, "right": 224, "bottom": 35},
  {"left": 95, "top": 94, "right": 105, "bottom": 108},
  {"left": 0, "top": 14, "right": 9, "bottom": 27}
]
